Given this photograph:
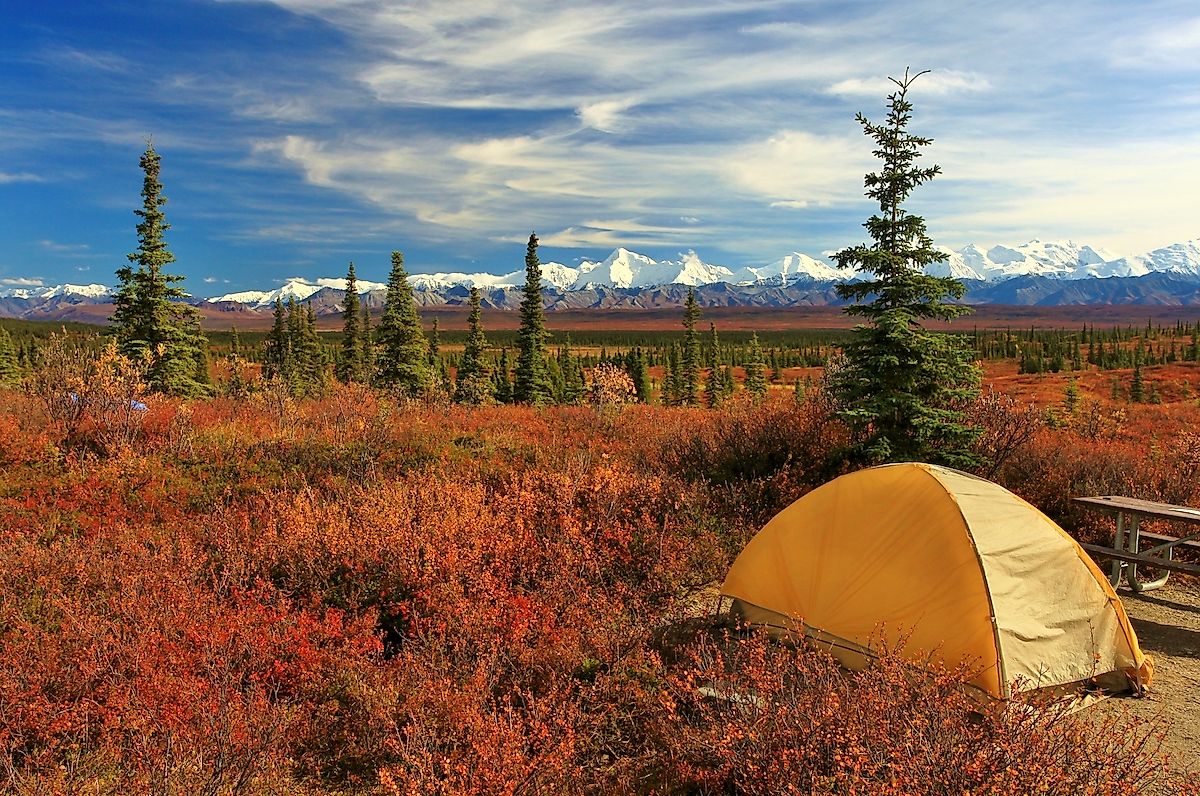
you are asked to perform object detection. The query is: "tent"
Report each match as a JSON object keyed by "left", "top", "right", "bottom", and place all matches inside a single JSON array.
[{"left": 720, "top": 462, "right": 1153, "bottom": 699}]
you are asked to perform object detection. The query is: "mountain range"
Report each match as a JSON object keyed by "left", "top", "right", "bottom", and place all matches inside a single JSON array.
[{"left": 3, "top": 238, "right": 1200, "bottom": 322}]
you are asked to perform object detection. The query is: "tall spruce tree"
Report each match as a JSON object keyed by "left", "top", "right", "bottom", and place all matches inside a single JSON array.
[
  {"left": 111, "top": 141, "right": 208, "bottom": 396},
  {"left": 513, "top": 233, "right": 553, "bottom": 405},
  {"left": 680, "top": 288, "right": 702, "bottom": 406},
  {"left": 454, "top": 286, "right": 493, "bottom": 404},
  {"left": 263, "top": 298, "right": 288, "bottom": 379},
  {"left": 704, "top": 323, "right": 725, "bottom": 408},
  {"left": 336, "top": 262, "right": 364, "bottom": 383},
  {"left": 375, "top": 251, "right": 430, "bottom": 395},
  {"left": 829, "top": 69, "right": 980, "bottom": 467}
]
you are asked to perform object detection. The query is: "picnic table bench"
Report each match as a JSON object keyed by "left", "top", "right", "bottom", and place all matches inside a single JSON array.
[{"left": 1073, "top": 495, "right": 1200, "bottom": 592}]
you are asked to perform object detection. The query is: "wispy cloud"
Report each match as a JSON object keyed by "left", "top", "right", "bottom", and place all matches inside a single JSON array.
[
  {"left": 39, "top": 240, "right": 90, "bottom": 253},
  {"left": 0, "top": 171, "right": 43, "bottom": 184},
  {"left": 827, "top": 70, "right": 991, "bottom": 97}
]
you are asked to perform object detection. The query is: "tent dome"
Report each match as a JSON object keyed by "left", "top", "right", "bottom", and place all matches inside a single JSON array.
[{"left": 721, "top": 462, "right": 1151, "bottom": 699}]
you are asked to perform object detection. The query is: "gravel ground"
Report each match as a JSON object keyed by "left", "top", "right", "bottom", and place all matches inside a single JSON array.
[{"left": 1095, "top": 577, "right": 1200, "bottom": 775}]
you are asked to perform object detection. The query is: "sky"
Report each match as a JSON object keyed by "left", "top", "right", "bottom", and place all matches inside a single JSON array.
[{"left": 1, "top": 0, "right": 1198, "bottom": 295}]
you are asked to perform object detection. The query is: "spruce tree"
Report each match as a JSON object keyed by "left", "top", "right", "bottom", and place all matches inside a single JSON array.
[
  {"left": 704, "top": 323, "right": 724, "bottom": 408},
  {"left": 626, "top": 347, "right": 651, "bottom": 403},
  {"left": 829, "top": 69, "right": 980, "bottom": 467},
  {"left": 360, "top": 301, "right": 375, "bottom": 380},
  {"left": 1130, "top": 363, "right": 1145, "bottom": 403},
  {"left": 454, "top": 286, "right": 493, "bottom": 404},
  {"left": 263, "top": 299, "right": 288, "bottom": 379},
  {"left": 375, "top": 251, "right": 430, "bottom": 396},
  {"left": 336, "top": 262, "right": 363, "bottom": 383},
  {"left": 680, "top": 288, "right": 702, "bottom": 406},
  {"left": 494, "top": 347, "right": 513, "bottom": 403},
  {"left": 111, "top": 141, "right": 208, "bottom": 396},
  {"left": 513, "top": 233, "right": 553, "bottom": 405},
  {"left": 0, "top": 326, "right": 20, "bottom": 386},
  {"left": 744, "top": 332, "right": 768, "bottom": 401}
]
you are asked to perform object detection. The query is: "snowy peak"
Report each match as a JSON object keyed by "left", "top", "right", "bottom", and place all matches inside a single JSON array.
[
  {"left": 0, "top": 283, "right": 112, "bottom": 300},
  {"left": 730, "top": 252, "right": 843, "bottom": 285},
  {"left": 212, "top": 277, "right": 383, "bottom": 308},
  {"left": 571, "top": 248, "right": 733, "bottom": 289}
]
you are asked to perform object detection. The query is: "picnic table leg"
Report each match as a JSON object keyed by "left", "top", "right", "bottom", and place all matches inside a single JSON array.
[
  {"left": 1109, "top": 512, "right": 1126, "bottom": 587},
  {"left": 1128, "top": 515, "right": 1172, "bottom": 593}
]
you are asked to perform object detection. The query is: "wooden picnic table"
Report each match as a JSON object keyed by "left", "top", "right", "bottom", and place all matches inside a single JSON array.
[{"left": 1073, "top": 495, "right": 1200, "bottom": 592}]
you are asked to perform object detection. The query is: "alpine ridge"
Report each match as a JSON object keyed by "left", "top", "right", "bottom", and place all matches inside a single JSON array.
[{"left": 4, "top": 238, "right": 1200, "bottom": 320}]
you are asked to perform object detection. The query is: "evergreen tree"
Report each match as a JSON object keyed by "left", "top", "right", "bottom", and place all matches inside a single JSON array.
[
  {"left": 744, "top": 332, "right": 768, "bottom": 401},
  {"left": 360, "top": 301, "right": 375, "bottom": 380},
  {"left": 513, "top": 233, "right": 553, "bottom": 405},
  {"left": 680, "top": 288, "right": 702, "bottom": 406},
  {"left": 558, "top": 336, "right": 584, "bottom": 404},
  {"left": 0, "top": 326, "right": 20, "bottom": 386},
  {"left": 111, "top": 141, "right": 208, "bottom": 396},
  {"left": 626, "top": 347, "right": 651, "bottom": 403},
  {"left": 299, "top": 304, "right": 327, "bottom": 394},
  {"left": 704, "top": 323, "right": 724, "bottom": 408},
  {"left": 336, "top": 262, "right": 364, "bottom": 383},
  {"left": 1063, "top": 376, "right": 1081, "bottom": 417},
  {"left": 375, "top": 250, "right": 430, "bottom": 395},
  {"left": 428, "top": 317, "right": 449, "bottom": 386},
  {"left": 829, "top": 69, "right": 981, "bottom": 468},
  {"left": 454, "top": 286, "right": 493, "bottom": 404},
  {"left": 1130, "top": 363, "right": 1145, "bottom": 403},
  {"left": 494, "top": 347, "right": 513, "bottom": 403},
  {"left": 263, "top": 299, "right": 288, "bottom": 379}
]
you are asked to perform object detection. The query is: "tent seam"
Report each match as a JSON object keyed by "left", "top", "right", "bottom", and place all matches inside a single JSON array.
[{"left": 923, "top": 464, "right": 1010, "bottom": 699}]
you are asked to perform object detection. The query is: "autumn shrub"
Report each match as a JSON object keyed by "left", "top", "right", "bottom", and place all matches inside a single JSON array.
[
  {"left": 1, "top": 390, "right": 1196, "bottom": 794},
  {"left": 654, "top": 391, "right": 848, "bottom": 537},
  {"left": 644, "top": 630, "right": 1192, "bottom": 796},
  {"left": 25, "top": 335, "right": 149, "bottom": 456}
]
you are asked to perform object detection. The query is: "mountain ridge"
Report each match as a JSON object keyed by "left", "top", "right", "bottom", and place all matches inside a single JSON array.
[{"left": 5, "top": 238, "right": 1200, "bottom": 319}]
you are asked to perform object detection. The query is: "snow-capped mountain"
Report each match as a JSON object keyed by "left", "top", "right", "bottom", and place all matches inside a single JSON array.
[
  {"left": 940, "top": 240, "right": 1121, "bottom": 281},
  {"left": 6, "top": 238, "right": 1200, "bottom": 320},
  {"left": 0, "top": 283, "right": 112, "bottom": 300},
  {"left": 194, "top": 239, "right": 1200, "bottom": 304},
  {"left": 211, "top": 277, "right": 387, "bottom": 309},
  {"left": 729, "top": 252, "right": 844, "bottom": 285},
  {"left": 572, "top": 248, "right": 735, "bottom": 290}
]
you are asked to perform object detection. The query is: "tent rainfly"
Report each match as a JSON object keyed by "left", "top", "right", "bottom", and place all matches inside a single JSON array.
[{"left": 721, "top": 462, "right": 1153, "bottom": 699}]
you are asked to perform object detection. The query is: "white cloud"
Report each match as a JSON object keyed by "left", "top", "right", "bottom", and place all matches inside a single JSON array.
[
  {"left": 577, "top": 99, "right": 638, "bottom": 133},
  {"left": 827, "top": 70, "right": 990, "bottom": 97},
  {"left": 1112, "top": 16, "right": 1200, "bottom": 68},
  {"left": 39, "top": 240, "right": 90, "bottom": 253},
  {"left": 0, "top": 172, "right": 43, "bottom": 184},
  {"left": 203, "top": 276, "right": 219, "bottom": 283},
  {"left": 0, "top": 277, "right": 44, "bottom": 287}
]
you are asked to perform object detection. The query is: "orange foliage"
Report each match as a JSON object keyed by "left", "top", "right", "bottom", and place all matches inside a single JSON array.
[{"left": 0, "top": 378, "right": 1196, "bottom": 794}]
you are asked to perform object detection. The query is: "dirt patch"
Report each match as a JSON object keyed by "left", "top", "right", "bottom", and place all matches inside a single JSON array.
[{"left": 1096, "top": 577, "right": 1200, "bottom": 774}]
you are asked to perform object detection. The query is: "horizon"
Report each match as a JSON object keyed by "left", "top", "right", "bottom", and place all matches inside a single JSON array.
[{"left": 2, "top": 1, "right": 1198, "bottom": 294}]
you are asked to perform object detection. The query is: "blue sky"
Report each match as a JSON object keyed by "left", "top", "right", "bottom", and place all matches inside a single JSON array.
[{"left": 1, "top": 0, "right": 1197, "bottom": 295}]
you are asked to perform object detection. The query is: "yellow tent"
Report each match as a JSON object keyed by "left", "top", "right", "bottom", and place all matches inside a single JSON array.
[{"left": 721, "top": 462, "right": 1153, "bottom": 699}]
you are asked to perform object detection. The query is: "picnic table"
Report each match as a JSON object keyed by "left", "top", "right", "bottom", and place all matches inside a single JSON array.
[{"left": 1073, "top": 495, "right": 1200, "bottom": 592}]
